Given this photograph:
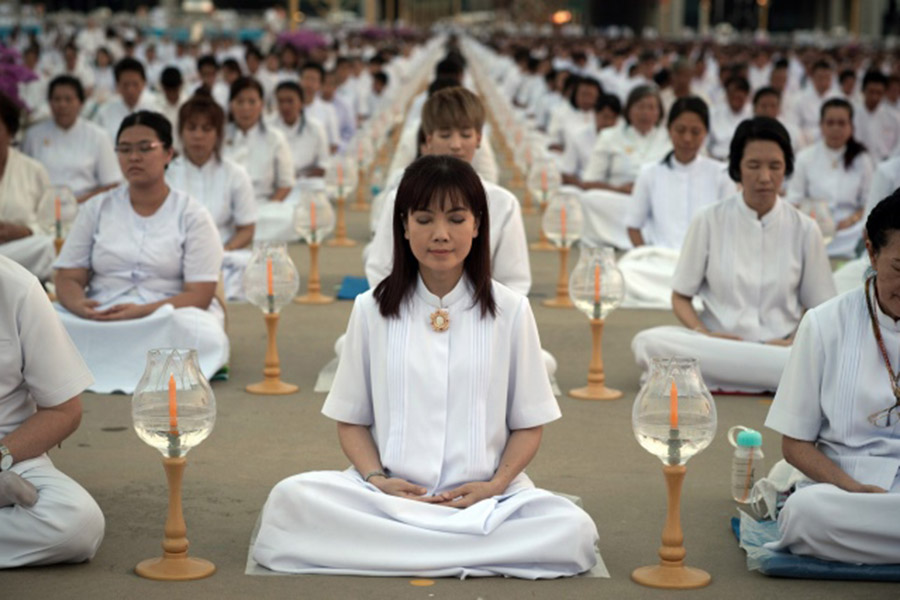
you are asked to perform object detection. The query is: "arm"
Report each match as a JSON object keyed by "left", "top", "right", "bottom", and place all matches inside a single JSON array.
[
  {"left": 76, "top": 183, "right": 118, "bottom": 204},
  {"left": 55, "top": 267, "right": 102, "bottom": 319},
  {"left": 782, "top": 436, "right": 886, "bottom": 493},
  {"left": 627, "top": 227, "right": 645, "bottom": 247},
  {"left": 0, "top": 222, "right": 33, "bottom": 244},
  {"left": 224, "top": 223, "right": 254, "bottom": 251},
  {"left": 672, "top": 291, "right": 742, "bottom": 340},
  {"left": 94, "top": 280, "right": 217, "bottom": 321},
  {"left": 0, "top": 397, "right": 82, "bottom": 463}
]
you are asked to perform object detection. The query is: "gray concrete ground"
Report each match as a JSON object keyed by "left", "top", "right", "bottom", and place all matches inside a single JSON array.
[{"left": 4, "top": 165, "right": 893, "bottom": 600}]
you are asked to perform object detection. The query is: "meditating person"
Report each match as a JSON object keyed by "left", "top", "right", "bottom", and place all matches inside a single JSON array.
[
  {"left": 269, "top": 81, "right": 330, "bottom": 181},
  {"left": 253, "top": 155, "right": 599, "bottom": 578},
  {"left": 166, "top": 94, "right": 256, "bottom": 300},
  {"left": 221, "top": 76, "right": 296, "bottom": 242},
  {"left": 0, "top": 254, "right": 105, "bottom": 568},
  {"left": 93, "top": 57, "right": 160, "bottom": 141},
  {"left": 53, "top": 111, "right": 229, "bottom": 394},
  {"left": 0, "top": 92, "right": 55, "bottom": 280},
  {"left": 763, "top": 189, "right": 900, "bottom": 563},
  {"left": 22, "top": 75, "right": 121, "bottom": 203},
  {"left": 632, "top": 117, "right": 836, "bottom": 393},
  {"left": 618, "top": 97, "right": 737, "bottom": 308},
  {"left": 787, "top": 98, "right": 874, "bottom": 258}
]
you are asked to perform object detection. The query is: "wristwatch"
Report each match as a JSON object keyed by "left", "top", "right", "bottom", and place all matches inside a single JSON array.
[{"left": 0, "top": 445, "right": 12, "bottom": 471}]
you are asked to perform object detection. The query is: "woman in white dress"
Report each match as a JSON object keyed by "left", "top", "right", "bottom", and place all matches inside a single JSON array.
[
  {"left": 222, "top": 76, "right": 296, "bottom": 243},
  {"left": 22, "top": 75, "right": 121, "bottom": 204},
  {"left": 0, "top": 92, "right": 55, "bottom": 279},
  {"left": 764, "top": 190, "right": 900, "bottom": 563},
  {"left": 167, "top": 94, "right": 257, "bottom": 301},
  {"left": 253, "top": 155, "right": 599, "bottom": 578},
  {"left": 269, "top": 81, "right": 330, "bottom": 180},
  {"left": 53, "top": 111, "right": 228, "bottom": 394},
  {"left": 787, "top": 98, "right": 874, "bottom": 258},
  {"left": 619, "top": 96, "right": 737, "bottom": 308},
  {"left": 633, "top": 117, "right": 836, "bottom": 392}
]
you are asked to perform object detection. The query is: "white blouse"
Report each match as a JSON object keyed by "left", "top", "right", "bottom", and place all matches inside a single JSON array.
[
  {"left": 673, "top": 194, "right": 836, "bottom": 342},
  {"left": 853, "top": 103, "right": 900, "bottom": 162},
  {"left": 0, "top": 149, "right": 51, "bottom": 234},
  {"left": 707, "top": 103, "right": 752, "bottom": 160},
  {"left": 223, "top": 121, "right": 295, "bottom": 201},
  {"left": 54, "top": 185, "right": 222, "bottom": 306},
  {"left": 268, "top": 113, "right": 330, "bottom": 178},
  {"left": 559, "top": 122, "right": 598, "bottom": 180},
  {"left": 166, "top": 155, "right": 257, "bottom": 244},
  {"left": 582, "top": 124, "right": 672, "bottom": 186},
  {"left": 625, "top": 154, "right": 736, "bottom": 250},
  {"left": 21, "top": 118, "right": 121, "bottom": 196}
]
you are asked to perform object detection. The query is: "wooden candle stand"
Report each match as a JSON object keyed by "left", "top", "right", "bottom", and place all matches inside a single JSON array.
[
  {"left": 350, "top": 169, "right": 370, "bottom": 212},
  {"left": 246, "top": 312, "right": 298, "bottom": 395},
  {"left": 135, "top": 457, "right": 216, "bottom": 581},
  {"left": 522, "top": 189, "right": 536, "bottom": 215},
  {"left": 295, "top": 242, "right": 334, "bottom": 304},
  {"left": 569, "top": 318, "right": 623, "bottom": 400},
  {"left": 326, "top": 197, "right": 356, "bottom": 248},
  {"left": 530, "top": 202, "right": 555, "bottom": 251},
  {"left": 632, "top": 465, "right": 711, "bottom": 589},
  {"left": 54, "top": 237, "right": 64, "bottom": 255},
  {"left": 543, "top": 246, "right": 574, "bottom": 308}
]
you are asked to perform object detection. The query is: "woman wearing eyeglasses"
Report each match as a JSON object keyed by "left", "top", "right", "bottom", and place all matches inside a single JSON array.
[
  {"left": 53, "top": 111, "right": 229, "bottom": 394},
  {"left": 764, "top": 189, "right": 900, "bottom": 564}
]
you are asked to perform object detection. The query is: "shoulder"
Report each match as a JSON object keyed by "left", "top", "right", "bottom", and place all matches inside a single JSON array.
[
  {"left": 805, "top": 287, "right": 861, "bottom": 325},
  {"left": 490, "top": 279, "right": 528, "bottom": 314},
  {"left": 596, "top": 123, "right": 624, "bottom": 145},
  {"left": 697, "top": 155, "right": 727, "bottom": 173},
  {"left": 265, "top": 125, "right": 289, "bottom": 146},
  {"left": 24, "top": 119, "right": 52, "bottom": 139},
  {"left": 78, "top": 118, "right": 110, "bottom": 141},
  {"left": 9, "top": 148, "right": 47, "bottom": 175},
  {"left": 305, "top": 114, "right": 326, "bottom": 132},
  {"left": 481, "top": 181, "right": 518, "bottom": 208},
  {"left": 0, "top": 254, "right": 39, "bottom": 295},
  {"left": 794, "top": 144, "right": 818, "bottom": 164}
]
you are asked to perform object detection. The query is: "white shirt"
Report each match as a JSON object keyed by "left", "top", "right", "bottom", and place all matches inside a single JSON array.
[
  {"left": 787, "top": 142, "right": 874, "bottom": 226},
  {"left": 0, "top": 149, "right": 51, "bottom": 234},
  {"left": 0, "top": 255, "right": 94, "bottom": 438},
  {"left": 93, "top": 91, "right": 161, "bottom": 141},
  {"left": 222, "top": 121, "right": 295, "bottom": 201},
  {"left": 559, "top": 122, "right": 598, "bottom": 180},
  {"left": 626, "top": 154, "right": 736, "bottom": 250},
  {"left": 707, "top": 103, "right": 753, "bottom": 160},
  {"left": 54, "top": 186, "right": 222, "bottom": 306},
  {"left": 166, "top": 155, "right": 256, "bottom": 244},
  {"left": 583, "top": 124, "right": 672, "bottom": 187},
  {"left": 792, "top": 86, "right": 839, "bottom": 143},
  {"left": 268, "top": 113, "right": 330, "bottom": 178},
  {"left": 22, "top": 118, "right": 121, "bottom": 196},
  {"left": 868, "top": 156, "right": 900, "bottom": 217},
  {"left": 366, "top": 180, "right": 531, "bottom": 296},
  {"left": 323, "top": 276, "right": 560, "bottom": 495},
  {"left": 673, "top": 194, "right": 835, "bottom": 341},
  {"left": 190, "top": 81, "right": 230, "bottom": 111},
  {"left": 305, "top": 96, "right": 340, "bottom": 149},
  {"left": 766, "top": 285, "right": 900, "bottom": 491},
  {"left": 546, "top": 102, "right": 575, "bottom": 147},
  {"left": 853, "top": 102, "right": 900, "bottom": 162}
]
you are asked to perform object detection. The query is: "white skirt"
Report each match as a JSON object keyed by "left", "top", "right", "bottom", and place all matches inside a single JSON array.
[
  {"left": 0, "top": 234, "right": 55, "bottom": 280},
  {"left": 578, "top": 189, "right": 633, "bottom": 250}
]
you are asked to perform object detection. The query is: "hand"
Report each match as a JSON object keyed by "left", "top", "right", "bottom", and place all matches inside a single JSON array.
[
  {"left": 93, "top": 303, "right": 153, "bottom": 321},
  {"left": 765, "top": 337, "right": 794, "bottom": 347},
  {"left": 849, "top": 482, "right": 888, "bottom": 494},
  {"left": 836, "top": 216, "right": 858, "bottom": 231},
  {"left": 369, "top": 476, "right": 443, "bottom": 502},
  {"left": 70, "top": 297, "right": 103, "bottom": 319},
  {"left": 616, "top": 183, "right": 634, "bottom": 194},
  {"left": 704, "top": 330, "right": 743, "bottom": 341},
  {"left": 432, "top": 481, "right": 502, "bottom": 509}
]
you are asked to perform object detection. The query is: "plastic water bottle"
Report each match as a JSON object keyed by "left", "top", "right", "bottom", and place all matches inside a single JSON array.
[{"left": 728, "top": 425, "right": 765, "bottom": 503}]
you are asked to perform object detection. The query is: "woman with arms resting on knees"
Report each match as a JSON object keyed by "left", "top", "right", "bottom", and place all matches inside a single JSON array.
[
  {"left": 54, "top": 111, "right": 228, "bottom": 394},
  {"left": 0, "top": 255, "right": 104, "bottom": 568},
  {"left": 253, "top": 156, "right": 599, "bottom": 578},
  {"left": 632, "top": 117, "right": 836, "bottom": 393},
  {"left": 764, "top": 190, "right": 900, "bottom": 563}
]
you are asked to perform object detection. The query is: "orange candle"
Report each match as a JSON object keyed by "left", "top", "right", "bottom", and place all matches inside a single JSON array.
[
  {"left": 266, "top": 256, "right": 273, "bottom": 296},
  {"left": 669, "top": 380, "right": 679, "bottom": 429},
  {"left": 54, "top": 196, "right": 61, "bottom": 221},
  {"left": 560, "top": 205, "right": 567, "bottom": 241},
  {"left": 594, "top": 264, "right": 601, "bottom": 304},
  {"left": 168, "top": 374, "right": 177, "bottom": 431},
  {"left": 337, "top": 162, "right": 344, "bottom": 186},
  {"left": 310, "top": 201, "right": 317, "bottom": 232},
  {"left": 541, "top": 169, "right": 548, "bottom": 191}
]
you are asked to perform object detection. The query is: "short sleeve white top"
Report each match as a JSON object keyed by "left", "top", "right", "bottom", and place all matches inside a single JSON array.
[
  {"left": 0, "top": 148, "right": 51, "bottom": 234},
  {"left": 267, "top": 113, "right": 330, "bottom": 177},
  {"left": 582, "top": 124, "right": 672, "bottom": 186},
  {"left": 787, "top": 142, "right": 874, "bottom": 222},
  {"left": 223, "top": 121, "right": 295, "bottom": 201}
]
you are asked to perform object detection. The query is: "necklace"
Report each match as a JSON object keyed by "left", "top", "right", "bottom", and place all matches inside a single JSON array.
[
  {"left": 430, "top": 308, "right": 449, "bottom": 332},
  {"left": 864, "top": 276, "right": 900, "bottom": 400}
]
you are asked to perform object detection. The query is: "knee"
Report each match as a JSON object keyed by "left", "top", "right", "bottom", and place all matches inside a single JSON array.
[
  {"left": 779, "top": 485, "right": 842, "bottom": 537},
  {"left": 44, "top": 492, "right": 105, "bottom": 565}
]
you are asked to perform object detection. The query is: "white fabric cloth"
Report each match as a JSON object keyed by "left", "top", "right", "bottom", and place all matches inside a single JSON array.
[
  {"left": 0, "top": 149, "right": 55, "bottom": 278},
  {"left": 253, "top": 278, "right": 599, "bottom": 578},
  {"left": 707, "top": 103, "right": 752, "bottom": 160},
  {"left": 268, "top": 113, "right": 330, "bottom": 178},
  {"left": 388, "top": 119, "right": 499, "bottom": 185},
  {"left": 92, "top": 92, "right": 161, "bottom": 141},
  {"left": 853, "top": 102, "right": 900, "bottom": 162},
  {"left": 223, "top": 121, "right": 295, "bottom": 202},
  {"left": 305, "top": 96, "right": 340, "bottom": 149},
  {"left": 21, "top": 118, "right": 121, "bottom": 196},
  {"left": 365, "top": 180, "right": 531, "bottom": 295},
  {"left": 578, "top": 188, "right": 633, "bottom": 250},
  {"left": 632, "top": 195, "right": 836, "bottom": 392},
  {"left": 0, "top": 256, "right": 104, "bottom": 567},
  {"left": 867, "top": 156, "right": 900, "bottom": 217},
  {"left": 764, "top": 285, "right": 900, "bottom": 563},
  {"left": 787, "top": 142, "right": 874, "bottom": 257},
  {"left": 791, "top": 87, "right": 838, "bottom": 143},
  {"left": 52, "top": 186, "right": 228, "bottom": 393},
  {"left": 559, "top": 123, "right": 598, "bottom": 180},
  {"left": 582, "top": 124, "right": 672, "bottom": 187}
]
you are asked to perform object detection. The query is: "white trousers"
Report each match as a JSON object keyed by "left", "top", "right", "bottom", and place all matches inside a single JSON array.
[
  {"left": 222, "top": 249, "right": 252, "bottom": 301},
  {"left": 578, "top": 189, "right": 633, "bottom": 250},
  {"left": 0, "top": 234, "right": 55, "bottom": 280},
  {"left": 632, "top": 326, "right": 791, "bottom": 393},
  {"left": 618, "top": 246, "right": 683, "bottom": 309},
  {"left": 767, "top": 475, "right": 900, "bottom": 564},
  {"left": 252, "top": 469, "right": 598, "bottom": 578},
  {"left": 0, "top": 456, "right": 104, "bottom": 568}
]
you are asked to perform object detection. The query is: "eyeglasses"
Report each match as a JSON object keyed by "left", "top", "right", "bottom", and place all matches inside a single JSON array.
[
  {"left": 868, "top": 398, "right": 900, "bottom": 428},
  {"left": 115, "top": 142, "right": 163, "bottom": 156}
]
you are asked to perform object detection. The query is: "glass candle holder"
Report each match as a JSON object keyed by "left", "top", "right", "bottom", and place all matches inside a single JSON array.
[
  {"left": 293, "top": 189, "right": 335, "bottom": 245},
  {"left": 527, "top": 156, "right": 562, "bottom": 211},
  {"left": 38, "top": 186, "right": 78, "bottom": 252},
  {"left": 243, "top": 242, "right": 300, "bottom": 314},
  {"left": 796, "top": 197, "right": 836, "bottom": 246},
  {"left": 542, "top": 190, "right": 583, "bottom": 249},
  {"left": 325, "top": 155, "right": 358, "bottom": 201}
]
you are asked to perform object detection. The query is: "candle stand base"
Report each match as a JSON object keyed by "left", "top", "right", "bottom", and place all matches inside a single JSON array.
[
  {"left": 136, "top": 556, "right": 216, "bottom": 581},
  {"left": 542, "top": 296, "right": 574, "bottom": 308},
  {"left": 246, "top": 313, "right": 299, "bottom": 395},
  {"left": 325, "top": 237, "right": 357, "bottom": 248},
  {"left": 245, "top": 379, "right": 299, "bottom": 395},
  {"left": 569, "top": 384, "right": 623, "bottom": 401},
  {"left": 294, "top": 292, "right": 334, "bottom": 305},
  {"left": 631, "top": 564, "right": 711, "bottom": 589},
  {"left": 530, "top": 239, "right": 555, "bottom": 251}
]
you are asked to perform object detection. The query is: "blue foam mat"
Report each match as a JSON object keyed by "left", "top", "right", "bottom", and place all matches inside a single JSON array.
[
  {"left": 732, "top": 514, "right": 900, "bottom": 581},
  {"left": 337, "top": 276, "right": 370, "bottom": 300}
]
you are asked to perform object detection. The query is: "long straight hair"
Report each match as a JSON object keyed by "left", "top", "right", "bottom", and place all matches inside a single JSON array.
[{"left": 373, "top": 155, "right": 495, "bottom": 319}]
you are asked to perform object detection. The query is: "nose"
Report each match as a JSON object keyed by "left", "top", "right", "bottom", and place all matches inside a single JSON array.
[
  {"left": 432, "top": 218, "right": 450, "bottom": 241},
  {"left": 448, "top": 133, "right": 462, "bottom": 150}
]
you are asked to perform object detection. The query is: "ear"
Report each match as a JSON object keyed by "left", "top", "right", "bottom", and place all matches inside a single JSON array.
[
  {"left": 423, "top": 133, "right": 434, "bottom": 152},
  {"left": 865, "top": 231, "right": 876, "bottom": 270},
  {"left": 475, "top": 131, "right": 482, "bottom": 149},
  {"left": 472, "top": 214, "right": 480, "bottom": 238}
]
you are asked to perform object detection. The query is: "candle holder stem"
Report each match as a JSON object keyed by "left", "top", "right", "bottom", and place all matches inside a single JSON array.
[
  {"left": 295, "top": 242, "right": 334, "bottom": 304},
  {"left": 350, "top": 169, "right": 370, "bottom": 211},
  {"left": 569, "top": 318, "right": 623, "bottom": 400},
  {"left": 246, "top": 312, "right": 299, "bottom": 395},
  {"left": 632, "top": 465, "right": 711, "bottom": 589},
  {"left": 327, "top": 196, "right": 357, "bottom": 247},
  {"left": 530, "top": 202, "right": 555, "bottom": 251},
  {"left": 135, "top": 457, "right": 216, "bottom": 581},
  {"left": 522, "top": 188, "right": 536, "bottom": 215},
  {"left": 54, "top": 237, "right": 64, "bottom": 255},
  {"left": 542, "top": 246, "right": 574, "bottom": 308}
]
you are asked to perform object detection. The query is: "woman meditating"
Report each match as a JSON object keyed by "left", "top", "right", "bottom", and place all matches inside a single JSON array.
[
  {"left": 764, "top": 189, "right": 900, "bottom": 563},
  {"left": 54, "top": 111, "right": 229, "bottom": 394},
  {"left": 632, "top": 117, "right": 836, "bottom": 393},
  {"left": 253, "top": 155, "right": 599, "bottom": 578}
]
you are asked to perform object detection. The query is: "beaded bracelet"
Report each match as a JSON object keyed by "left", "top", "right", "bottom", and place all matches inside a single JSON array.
[{"left": 364, "top": 470, "right": 387, "bottom": 482}]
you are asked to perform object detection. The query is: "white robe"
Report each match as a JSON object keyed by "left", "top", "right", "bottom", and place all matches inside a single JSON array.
[
  {"left": 791, "top": 87, "right": 838, "bottom": 144},
  {"left": 707, "top": 103, "right": 753, "bottom": 160},
  {"left": 618, "top": 155, "right": 736, "bottom": 308},
  {"left": 166, "top": 156, "right": 257, "bottom": 300},
  {"left": 0, "top": 149, "right": 55, "bottom": 279},
  {"left": 582, "top": 124, "right": 672, "bottom": 187},
  {"left": 787, "top": 142, "right": 874, "bottom": 257},
  {"left": 253, "top": 277, "right": 599, "bottom": 578},
  {"left": 633, "top": 195, "right": 836, "bottom": 392},
  {"left": 853, "top": 102, "right": 900, "bottom": 162},
  {"left": 0, "top": 256, "right": 104, "bottom": 568},
  {"left": 21, "top": 118, "right": 121, "bottom": 196},
  {"left": 92, "top": 91, "right": 161, "bottom": 141},
  {"left": 52, "top": 186, "right": 229, "bottom": 393},
  {"left": 764, "top": 285, "right": 900, "bottom": 563},
  {"left": 305, "top": 96, "right": 340, "bottom": 149},
  {"left": 559, "top": 122, "right": 598, "bottom": 181},
  {"left": 268, "top": 113, "right": 330, "bottom": 178}
]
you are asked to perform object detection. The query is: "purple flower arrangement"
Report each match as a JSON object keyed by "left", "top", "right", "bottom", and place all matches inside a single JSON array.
[
  {"left": 276, "top": 30, "right": 328, "bottom": 51},
  {"left": 0, "top": 45, "right": 37, "bottom": 109}
]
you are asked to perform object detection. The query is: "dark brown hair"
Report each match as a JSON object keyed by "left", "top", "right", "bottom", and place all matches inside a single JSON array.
[
  {"left": 820, "top": 98, "right": 866, "bottom": 170},
  {"left": 373, "top": 155, "right": 495, "bottom": 319},
  {"left": 178, "top": 94, "right": 225, "bottom": 157}
]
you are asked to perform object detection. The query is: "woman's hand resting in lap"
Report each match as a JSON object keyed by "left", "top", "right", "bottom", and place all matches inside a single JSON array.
[
  {"left": 93, "top": 303, "right": 155, "bottom": 321},
  {"left": 432, "top": 481, "right": 503, "bottom": 508},
  {"left": 369, "top": 475, "right": 444, "bottom": 502}
]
